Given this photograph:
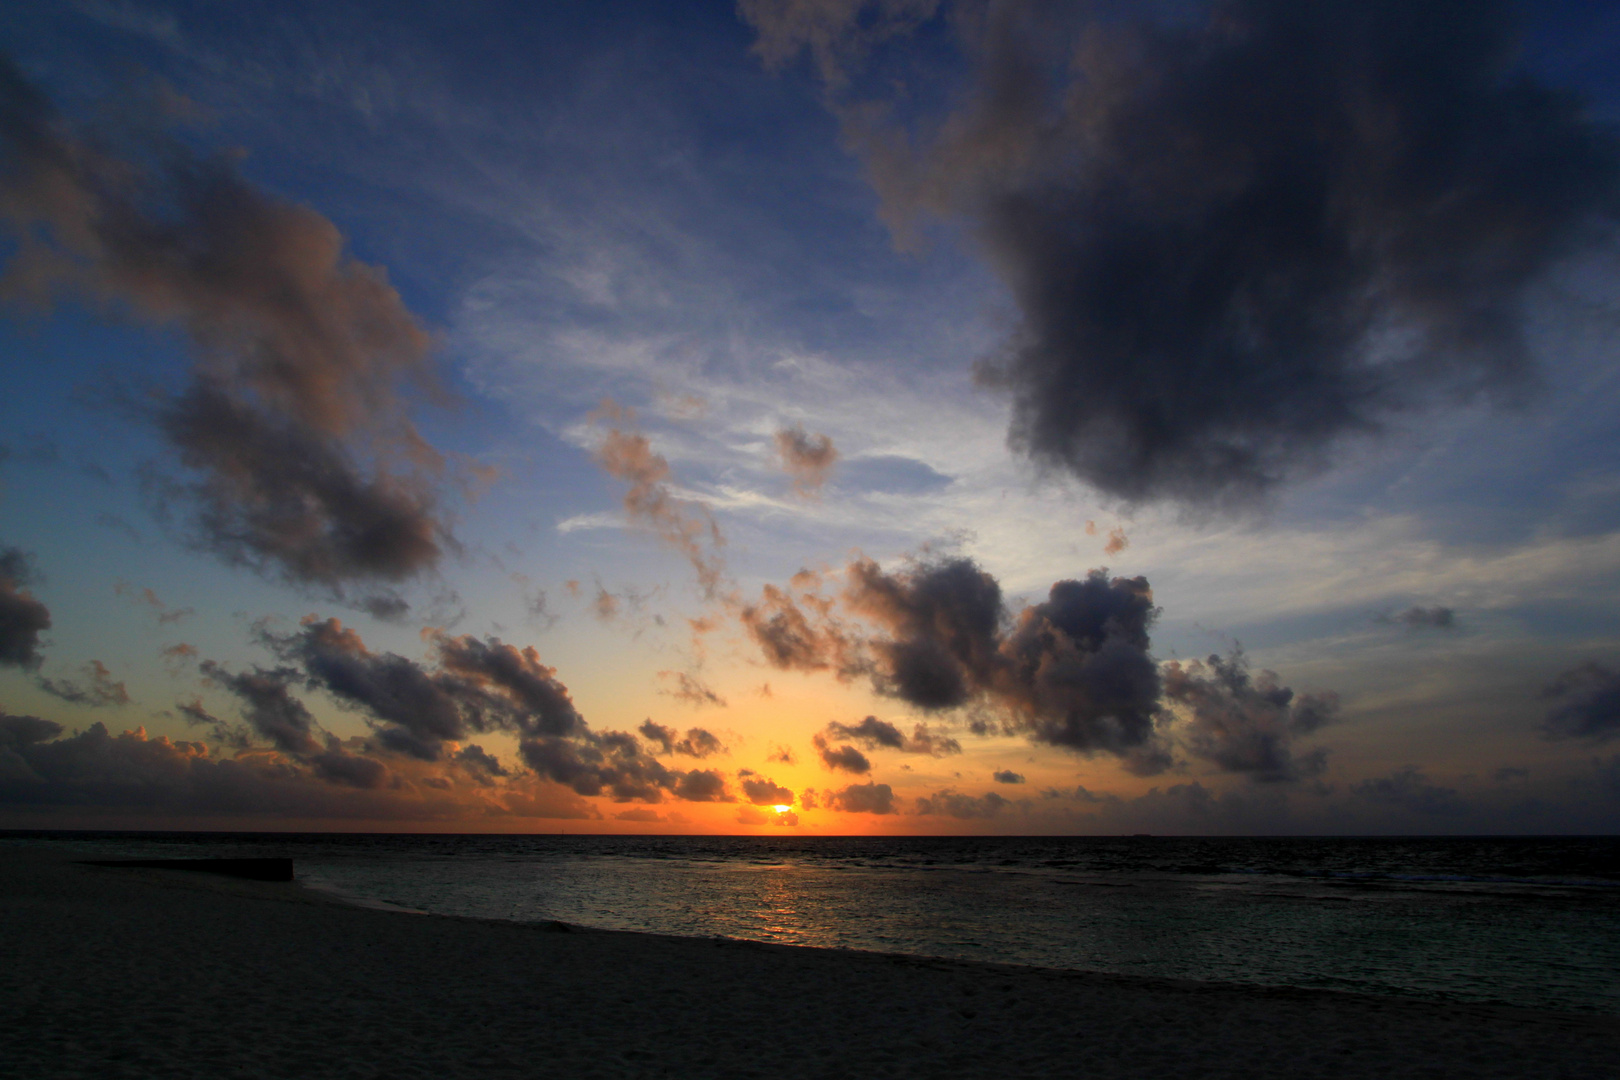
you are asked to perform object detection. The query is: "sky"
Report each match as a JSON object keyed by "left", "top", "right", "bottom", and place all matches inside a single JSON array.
[{"left": 2, "top": 0, "right": 1619, "bottom": 835}]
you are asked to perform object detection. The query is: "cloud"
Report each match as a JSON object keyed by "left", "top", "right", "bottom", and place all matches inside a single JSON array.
[
  {"left": 262, "top": 617, "right": 585, "bottom": 762},
  {"left": 739, "top": 0, "right": 941, "bottom": 86},
  {"left": 247, "top": 615, "right": 730, "bottom": 805},
  {"left": 0, "top": 547, "right": 50, "bottom": 669},
  {"left": 745, "top": 559, "right": 1173, "bottom": 771},
  {"left": 825, "top": 781, "right": 896, "bottom": 814},
  {"left": 200, "top": 661, "right": 323, "bottom": 756},
  {"left": 37, "top": 660, "right": 131, "bottom": 708},
  {"left": 1378, "top": 606, "right": 1457, "bottom": 629},
  {"left": 1539, "top": 661, "right": 1620, "bottom": 743},
  {"left": 775, "top": 424, "right": 840, "bottom": 495},
  {"left": 748, "top": 1, "right": 1620, "bottom": 507},
  {"left": 0, "top": 714, "right": 598, "bottom": 823},
  {"left": 150, "top": 380, "right": 446, "bottom": 596},
  {"left": 740, "top": 774, "right": 795, "bottom": 806},
  {"left": 593, "top": 405, "right": 725, "bottom": 597},
  {"left": 823, "top": 715, "right": 961, "bottom": 756},
  {"left": 637, "top": 720, "right": 727, "bottom": 758},
  {"left": 673, "top": 768, "right": 732, "bottom": 802},
  {"left": 992, "top": 769, "right": 1024, "bottom": 784},
  {"left": 0, "top": 56, "right": 456, "bottom": 593},
  {"left": 1351, "top": 766, "right": 1464, "bottom": 816},
  {"left": 1164, "top": 649, "right": 1338, "bottom": 782},
  {"left": 113, "top": 583, "right": 194, "bottom": 625},
  {"left": 812, "top": 735, "right": 872, "bottom": 774},
  {"left": 658, "top": 671, "right": 728, "bottom": 709},
  {"left": 914, "top": 789, "right": 1010, "bottom": 819}
]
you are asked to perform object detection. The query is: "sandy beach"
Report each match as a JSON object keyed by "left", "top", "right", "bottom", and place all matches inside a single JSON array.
[{"left": 3, "top": 851, "right": 1616, "bottom": 1079}]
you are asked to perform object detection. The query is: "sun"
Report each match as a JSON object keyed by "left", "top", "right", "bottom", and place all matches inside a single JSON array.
[{"left": 772, "top": 804, "right": 792, "bottom": 814}]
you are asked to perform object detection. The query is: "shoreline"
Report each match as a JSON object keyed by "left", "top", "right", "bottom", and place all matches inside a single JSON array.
[{"left": 5, "top": 850, "right": 1618, "bottom": 1078}]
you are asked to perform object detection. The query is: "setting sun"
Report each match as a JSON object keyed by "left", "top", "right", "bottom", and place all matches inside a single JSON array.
[{"left": 772, "top": 805, "right": 792, "bottom": 814}]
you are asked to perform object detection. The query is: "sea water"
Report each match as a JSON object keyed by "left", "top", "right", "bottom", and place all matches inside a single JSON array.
[{"left": 9, "top": 831, "right": 1618, "bottom": 1014}]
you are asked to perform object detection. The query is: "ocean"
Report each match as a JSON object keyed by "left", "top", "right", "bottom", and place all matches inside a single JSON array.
[{"left": 8, "top": 831, "right": 1618, "bottom": 1015}]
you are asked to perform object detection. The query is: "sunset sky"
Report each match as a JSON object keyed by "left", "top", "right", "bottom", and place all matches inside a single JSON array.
[{"left": 3, "top": 0, "right": 1619, "bottom": 834}]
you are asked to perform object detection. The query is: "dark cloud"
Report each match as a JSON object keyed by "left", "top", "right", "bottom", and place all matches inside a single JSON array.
[
  {"left": 175, "top": 698, "right": 251, "bottom": 750},
  {"left": 823, "top": 715, "right": 962, "bottom": 756},
  {"left": 740, "top": 774, "right": 796, "bottom": 806},
  {"left": 1539, "top": 661, "right": 1620, "bottom": 743},
  {"left": 992, "top": 769, "right": 1025, "bottom": 784},
  {"left": 37, "top": 660, "right": 130, "bottom": 708},
  {"left": 152, "top": 381, "right": 447, "bottom": 593},
  {"left": 517, "top": 734, "right": 682, "bottom": 802},
  {"left": 746, "top": 559, "right": 1173, "bottom": 770},
  {"left": 1164, "top": 650, "right": 1337, "bottom": 781},
  {"left": 995, "top": 568, "right": 1167, "bottom": 769},
  {"left": 0, "top": 56, "right": 456, "bottom": 593},
  {"left": 637, "top": 721, "right": 727, "bottom": 758},
  {"left": 813, "top": 735, "right": 872, "bottom": 774},
  {"left": 454, "top": 743, "right": 507, "bottom": 780},
  {"left": 775, "top": 424, "right": 840, "bottom": 495},
  {"left": 308, "top": 741, "right": 389, "bottom": 789},
  {"left": 845, "top": 555, "right": 1004, "bottom": 710},
  {"left": 826, "top": 781, "right": 897, "bottom": 814},
  {"left": 673, "top": 768, "right": 732, "bottom": 802},
  {"left": 747, "top": 1, "right": 1620, "bottom": 507},
  {"left": 0, "top": 547, "right": 50, "bottom": 670},
  {"left": 200, "top": 661, "right": 323, "bottom": 756},
  {"left": 1378, "top": 605, "right": 1457, "bottom": 629},
  {"left": 1493, "top": 765, "right": 1529, "bottom": 783},
  {"left": 261, "top": 617, "right": 583, "bottom": 762},
  {"left": 914, "top": 789, "right": 1010, "bottom": 819},
  {"left": 0, "top": 716, "right": 597, "bottom": 822},
  {"left": 1351, "top": 766, "right": 1464, "bottom": 816}
]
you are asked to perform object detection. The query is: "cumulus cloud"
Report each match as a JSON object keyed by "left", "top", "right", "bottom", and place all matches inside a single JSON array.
[
  {"left": 745, "top": 0, "right": 1620, "bottom": 507},
  {"left": 746, "top": 558, "right": 1173, "bottom": 771},
  {"left": 823, "top": 715, "right": 961, "bottom": 756},
  {"left": 812, "top": 734, "right": 872, "bottom": 774},
  {"left": 638, "top": 720, "right": 727, "bottom": 758},
  {"left": 37, "top": 660, "right": 130, "bottom": 708},
  {"left": 825, "top": 781, "right": 896, "bottom": 814},
  {"left": 0, "top": 56, "right": 456, "bottom": 595},
  {"left": 914, "top": 789, "right": 1010, "bottom": 819},
  {"left": 774, "top": 424, "right": 840, "bottom": 496},
  {"left": 739, "top": 773, "right": 796, "bottom": 806},
  {"left": 593, "top": 404, "right": 725, "bottom": 597},
  {"left": 0, "top": 547, "right": 50, "bottom": 669},
  {"left": 992, "top": 769, "right": 1024, "bottom": 784},
  {"left": 1164, "top": 650, "right": 1337, "bottom": 782},
  {"left": 1539, "top": 661, "right": 1620, "bottom": 743},
  {"left": 200, "top": 661, "right": 323, "bottom": 756}
]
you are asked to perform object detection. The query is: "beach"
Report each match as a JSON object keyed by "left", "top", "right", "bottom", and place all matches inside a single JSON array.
[{"left": 3, "top": 851, "right": 1616, "bottom": 1079}]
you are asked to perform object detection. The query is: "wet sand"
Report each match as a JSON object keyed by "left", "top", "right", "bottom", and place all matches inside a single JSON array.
[{"left": 3, "top": 850, "right": 1616, "bottom": 1079}]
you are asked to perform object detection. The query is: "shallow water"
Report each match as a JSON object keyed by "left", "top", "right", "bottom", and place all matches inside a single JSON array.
[{"left": 10, "top": 831, "right": 1618, "bottom": 1014}]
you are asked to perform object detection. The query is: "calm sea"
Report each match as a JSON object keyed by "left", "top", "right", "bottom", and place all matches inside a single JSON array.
[{"left": 9, "top": 831, "right": 1618, "bottom": 1014}]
